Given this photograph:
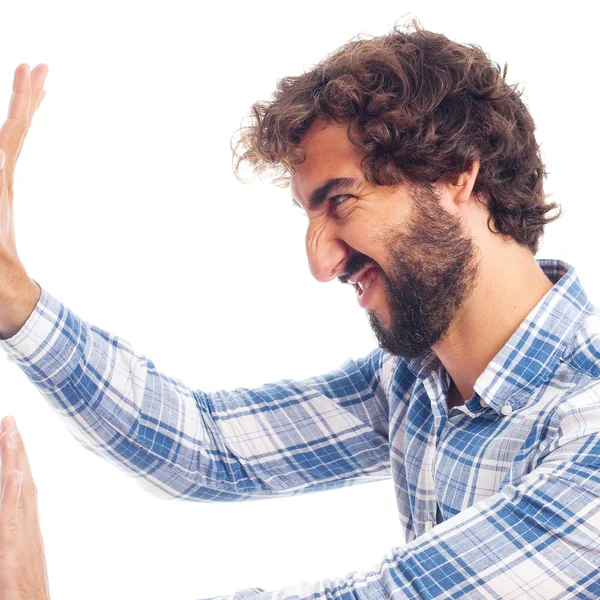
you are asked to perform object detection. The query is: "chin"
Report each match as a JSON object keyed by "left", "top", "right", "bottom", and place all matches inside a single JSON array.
[
  {"left": 370, "top": 298, "right": 392, "bottom": 329},
  {"left": 371, "top": 311, "right": 391, "bottom": 331},
  {"left": 366, "top": 308, "right": 391, "bottom": 337}
]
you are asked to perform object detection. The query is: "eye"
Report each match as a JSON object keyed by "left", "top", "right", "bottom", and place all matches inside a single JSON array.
[{"left": 331, "top": 194, "right": 354, "bottom": 206}]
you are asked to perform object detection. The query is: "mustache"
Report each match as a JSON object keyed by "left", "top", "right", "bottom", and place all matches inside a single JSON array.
[{"left": 338, "top": 253, "right": 380, "bottom": 284}]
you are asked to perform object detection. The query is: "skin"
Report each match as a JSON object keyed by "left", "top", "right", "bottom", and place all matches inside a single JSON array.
[
  {"left": 0, "top": 416, "right": 50, "bottom": 600},
  {"left": 291, "top": 118, "right": 555, "bottom": 407},
  {"left": 0, "top": 66, "right": 557, "bottom": 597},
  {"left": 0, "top": 63, "right": 50, "bottom": 599},
  {"left": 360, "top": 185, "right": 481, "bottom": 361},
  {"left": 0, "top": 63, "right": 46, "bottom": 339}
]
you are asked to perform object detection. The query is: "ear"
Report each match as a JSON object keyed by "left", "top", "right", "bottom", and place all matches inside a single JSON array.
[{"left": 450, "top": 160, "right": 481, "bottom": 206}]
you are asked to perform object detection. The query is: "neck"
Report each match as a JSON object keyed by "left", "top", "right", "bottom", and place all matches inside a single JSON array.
[{"left": 433, "top": 242, "right": 554, "bottom": 404}]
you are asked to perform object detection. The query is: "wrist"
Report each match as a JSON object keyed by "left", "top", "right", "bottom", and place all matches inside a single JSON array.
[{"left": 0, "top": 276, "right": 41, "bottom": 340}]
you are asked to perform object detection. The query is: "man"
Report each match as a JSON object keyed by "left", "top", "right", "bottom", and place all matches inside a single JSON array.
[{"left": 1, "top": 19, "right": 600, "bottom": 599}]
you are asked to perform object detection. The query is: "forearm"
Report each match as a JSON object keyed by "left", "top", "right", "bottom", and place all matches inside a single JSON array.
[
  {"left": 204, "top": 430, "right": 600, "bottom": 599},
  {"left": 0, "top": 275, "right": 41, "bottom": 340},
  {"left": 0, "top": 282, "right": 392, "bottom": 501},
  {"left": 0, "top": 281, "right": 255, "bottom": 500}
]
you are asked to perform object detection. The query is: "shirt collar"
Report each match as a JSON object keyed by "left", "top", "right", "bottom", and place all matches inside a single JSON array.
[{"left": 407, "top": 259, "right": 593, "bottom": 415}]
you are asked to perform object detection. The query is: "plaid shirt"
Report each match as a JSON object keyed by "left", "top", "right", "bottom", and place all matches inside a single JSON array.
[{"left": 1, "top": 259, "right": 600, "bottom": 599}]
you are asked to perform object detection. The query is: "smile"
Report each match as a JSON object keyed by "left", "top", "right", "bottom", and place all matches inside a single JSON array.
[{"left": 347, "top": 265, "right": 380, "bottom": 307}]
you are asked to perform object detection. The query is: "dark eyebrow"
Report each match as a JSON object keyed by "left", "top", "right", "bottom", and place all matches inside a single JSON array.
[{"left": 307, "top": 177, "right": 359, "bottom": 211}]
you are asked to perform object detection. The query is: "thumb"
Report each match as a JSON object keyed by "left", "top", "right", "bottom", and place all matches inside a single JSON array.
[
  {"left": 0, "top": 149, "right": 5, "bottom": 206},
  {"left": 0, "top": 148, "right": 8, "bottom": 238}
]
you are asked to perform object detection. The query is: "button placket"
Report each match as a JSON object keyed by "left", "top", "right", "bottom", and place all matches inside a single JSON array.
[{"left": 422, "top": 372, "right": 446, "bottom": 534}]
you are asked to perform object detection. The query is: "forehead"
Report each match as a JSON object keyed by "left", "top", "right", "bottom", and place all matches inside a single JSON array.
[{"left": 290, "top": 119, "right": 365, "bottom": 205}]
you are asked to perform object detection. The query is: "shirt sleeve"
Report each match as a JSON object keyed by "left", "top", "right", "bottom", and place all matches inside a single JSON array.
[
  {"left": 205, "top": 399, "right": 600, "bottom": 599},
  {"left": 0, "top": 281, "right": 393, "bottom": 501}
]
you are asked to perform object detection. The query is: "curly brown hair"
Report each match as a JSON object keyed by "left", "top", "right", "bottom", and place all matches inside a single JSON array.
[{"left": 233, "top": 18, "right": 561, "bottom": 255}]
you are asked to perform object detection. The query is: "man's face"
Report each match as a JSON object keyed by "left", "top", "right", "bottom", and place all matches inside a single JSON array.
[{"left": 290, "top": 119, "right": 481, "bottom": 358}]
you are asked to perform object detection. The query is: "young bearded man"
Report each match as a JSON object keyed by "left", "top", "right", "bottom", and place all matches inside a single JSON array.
[{"left": 1, "top": 19, "right": 599, "bottom": 599}]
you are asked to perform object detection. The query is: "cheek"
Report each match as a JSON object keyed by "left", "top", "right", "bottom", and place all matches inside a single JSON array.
[{"left": 343, "top": 221, "right": 383, "bottom": 260}]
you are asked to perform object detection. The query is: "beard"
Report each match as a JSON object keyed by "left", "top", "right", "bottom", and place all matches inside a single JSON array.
[{"left": 345, "top": 184, "right": 481, "bottom": 358}]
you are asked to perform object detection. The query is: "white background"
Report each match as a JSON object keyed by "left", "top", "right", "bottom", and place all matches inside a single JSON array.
[{"left": 0, "top": 1, "right": 598, "bottom": 598}]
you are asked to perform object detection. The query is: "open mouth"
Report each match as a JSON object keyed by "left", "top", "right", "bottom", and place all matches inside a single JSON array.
[{"left": 356, "top": 266, "right": 378, "bottom": 296}]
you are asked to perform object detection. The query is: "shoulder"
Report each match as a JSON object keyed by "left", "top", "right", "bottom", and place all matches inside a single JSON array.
[
  {"left": 561, "top": 303, "right": 600, "bottom": 379},
  {"left": 545, "top": 306, "right": 600, "bottom": 439}
]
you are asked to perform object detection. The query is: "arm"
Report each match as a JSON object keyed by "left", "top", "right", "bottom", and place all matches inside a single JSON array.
[
  {"left": 0, "top": 63, "right": 392, "bottom": 502},
  {"left": 203, "top": 397, "right": 600, "bottom": 599},
  {"left": 0, "top": 280, "right": 393, "bottom": 501}
]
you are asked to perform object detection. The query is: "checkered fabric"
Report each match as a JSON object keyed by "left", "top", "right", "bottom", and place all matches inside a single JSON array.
[{"left": 1, "top": 259, "right": 599, "bottom": 599}]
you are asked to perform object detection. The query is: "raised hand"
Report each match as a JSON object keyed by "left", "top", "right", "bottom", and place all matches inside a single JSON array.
[
  {"left": 0, "top": 64, "right": 48, "bottom": 339},
  {"left": 0, "top": 416, "right": 51, "bottom": 600},
  {"left": 0, "top": 64, "right": 47, "bottom": 257}
]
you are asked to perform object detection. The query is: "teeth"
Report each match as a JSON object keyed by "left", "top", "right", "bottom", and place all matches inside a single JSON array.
[{"left": 358, "top": 279, "right": 370, "bottom": 292}]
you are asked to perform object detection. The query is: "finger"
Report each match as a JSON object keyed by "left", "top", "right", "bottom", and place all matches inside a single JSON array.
[
  {"left": 0, "top": 426, "right": 36, "bottom": 519},
  {"left": 1, "top": 415, "right": 16, "bottom": 435},
  {"left": 1, "top": 424, "right": 34, "bottom": 485},
  {"left": 0, "top": 417, "right": 14, "bottom": 485},
  {"left": 0, "top": 470, "right": 23, "bottom": 545},
  {"left": 37, "top": 89, "right": 46, "bottom": 110},
  {"left": 7, "top": 64, "right": 31, "bottom": 124},
  {"left": 0, "top": 431, "right": 18, "bottom": 495},
  {"left": 1, "top": 430, "right": 15, "bottom": 467},
  {"left": 0, "top": 149, "right": 8, "bottom": 239},
  {"left": 0, "top": 64, "right": 32, "bottom": 160},
  {"left": 0, "top": 433, "right": 39, "bottom": 545},
  {"left": 29, "top": 64, "right": 49, "bottom": 120},
  {"left": 13, "top": 64, "right": 48, "bottom": 169}
]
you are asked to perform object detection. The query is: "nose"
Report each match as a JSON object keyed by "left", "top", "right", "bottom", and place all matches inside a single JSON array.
[{"left": 305, "top": 223, "right": 348, "bottom": 282}]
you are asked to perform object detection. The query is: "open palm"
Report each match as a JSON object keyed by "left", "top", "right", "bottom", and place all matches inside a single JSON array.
[{"left": 0, "top": 63, "right": 47, "bottom": 258}]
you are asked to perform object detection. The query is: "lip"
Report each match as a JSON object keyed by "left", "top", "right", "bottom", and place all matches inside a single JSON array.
[
  {"left": 355, "top": 267, "right": 380, "bottom": 309},
  {"left": 348, "top": 263, "right": 377, "bottom": 285}
]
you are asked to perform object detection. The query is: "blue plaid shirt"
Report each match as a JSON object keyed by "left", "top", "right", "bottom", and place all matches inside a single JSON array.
[{"left": 1, "top": 259, "right": 600, "bottom": 599}]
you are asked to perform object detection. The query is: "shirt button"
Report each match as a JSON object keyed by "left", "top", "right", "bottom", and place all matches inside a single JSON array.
[
  {"left": 5, "top": 354, "right": 14, "bottom": 363},
  {"left": 424, "top": 520, "right": 434, "bottom": 532},
  {"left": 501, "top": 403, "right": 513, "bottom": 416},
  {"left": 479, "top": 397, "right": 490, "bottom": 408}
]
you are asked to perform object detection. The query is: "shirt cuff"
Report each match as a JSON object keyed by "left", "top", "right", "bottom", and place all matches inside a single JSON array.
[{"left": 0, "top": 279, "right": 89, "bottom": 388}]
